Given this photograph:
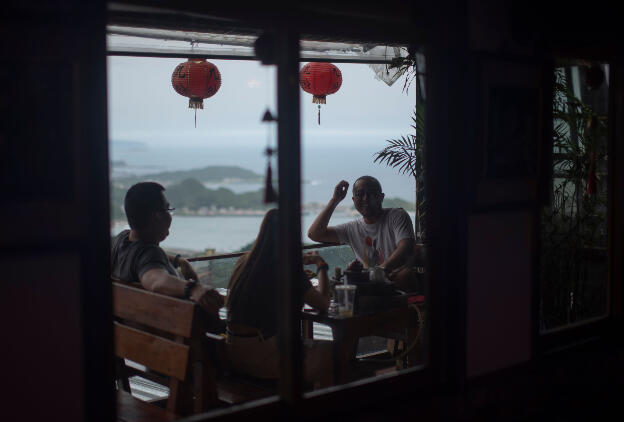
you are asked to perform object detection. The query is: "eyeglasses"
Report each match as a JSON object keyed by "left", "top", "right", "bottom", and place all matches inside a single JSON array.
[
  {"left": 353, "top": 190, "right": 380, "bottom": 200},
  {"left": 166, "top": 207, "right": 176, "bottom": 216}
]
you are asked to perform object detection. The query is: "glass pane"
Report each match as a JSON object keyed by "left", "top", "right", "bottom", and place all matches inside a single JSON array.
[
  {"left": 540, "top": 61, "right": 610, "bottom": 332},
  {"left": 300, "top": 56, "right": 427, "bottom": 390},
  {"left": 108, "top": 56, "right": 282, "bottom": 412},
  {"left": 108, "top": 48, "right": 428, "bottom": 409}
]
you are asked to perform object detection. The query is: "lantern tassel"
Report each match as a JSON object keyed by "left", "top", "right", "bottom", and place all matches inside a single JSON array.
[
  {"left": 264, "top": 162, "right": 273, "bottom": 203},
  {"left": 189, "top": 98, "right": 204, "bottom": 109},
  {"left": 189, "top": 98, "right": 203, "bottom": 128},
  {"left": 312, "top": 95, "right": 326, "bottom": 104},
  {"left": 318, "top": 105, "right": 321, "bottom": 125},
  {"left": 264, "top": 162, "right": 277, "bottom": 203}
]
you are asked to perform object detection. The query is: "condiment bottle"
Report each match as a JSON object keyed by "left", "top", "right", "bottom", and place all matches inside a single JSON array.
[{"left": 334, "top": 266, "right": 342, "bottom": 282}]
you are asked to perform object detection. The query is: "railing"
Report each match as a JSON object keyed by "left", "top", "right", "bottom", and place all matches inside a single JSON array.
[
  {"left": 193, "top": 242, "right": 354, "bottom": 343},
  {"left": 186, "top": 243, "right": 356, "bottom": 290},
  {"left": 197, "top": 243, "right": 403, "bottom": 352},
  {"left": 186, "top": 242, "right": 342, "bottom": 262},
  {"left": 190, "top": 242, "right": 425, "bottom": 356}
]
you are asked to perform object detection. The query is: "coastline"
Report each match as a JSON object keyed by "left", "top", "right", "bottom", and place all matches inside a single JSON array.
[
  {"left": 111, "top": 204, "right": 358, "bottom": 226},
  {"left": 111, "top": 206, "right": 414, "bottom": 255}
]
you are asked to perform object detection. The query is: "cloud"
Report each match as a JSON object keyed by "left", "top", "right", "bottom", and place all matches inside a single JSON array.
[{"left": 247, "top": 79, "right": 261, "bottom": 88}]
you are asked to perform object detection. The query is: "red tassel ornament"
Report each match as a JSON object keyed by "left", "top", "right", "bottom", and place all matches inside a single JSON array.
[{"left": 264, "top": 147, "right": 277, "bottom": 203}]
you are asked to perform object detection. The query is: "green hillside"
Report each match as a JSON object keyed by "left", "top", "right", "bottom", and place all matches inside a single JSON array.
[
  {"left": 113, "top": 165, "right": 262, "bottom": 187},
  {"left": 111, "top": 177, "right": 269, "bottom": 220},
  {"left": 166, "top": 178, "right": 268, "bottom": 211},
  {"left": 382, "top": 197, "right": 415, "bottom": 211}
]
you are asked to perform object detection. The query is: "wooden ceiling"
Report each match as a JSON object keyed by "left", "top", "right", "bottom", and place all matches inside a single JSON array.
[{"left": 107, "top": 1, "right": 423, "bottom": 46}]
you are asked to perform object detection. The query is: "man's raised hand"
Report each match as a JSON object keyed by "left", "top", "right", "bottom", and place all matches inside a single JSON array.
[
  {"left": 307, "top": 181, "right": 345, "bottom": 244},
  {"left": 332, "top": 180, "right": 349, "bottom": 204}
]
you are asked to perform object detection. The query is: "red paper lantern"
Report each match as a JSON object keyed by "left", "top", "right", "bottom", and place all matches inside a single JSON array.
[
  {"left": 171, "top": 59, "right": 221, "bottom": 126},
  {"left": 299, "top": 62, "right": 342, "bottom": 125}
]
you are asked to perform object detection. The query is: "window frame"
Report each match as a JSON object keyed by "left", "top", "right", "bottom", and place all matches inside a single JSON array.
[
  {"left": 106, "top": 7, "right": 462, "bottom": 420},
  {"left": 536, "top": 59, "right": 624, "bottom": 355}
]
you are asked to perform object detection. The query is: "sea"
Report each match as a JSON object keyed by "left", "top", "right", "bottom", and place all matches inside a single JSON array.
[
  {"left": 111, "top": 213, "right": 362, "bottom": 253},
  {"left": 110, "top": 142, "right": 416, "bottom": 254}
]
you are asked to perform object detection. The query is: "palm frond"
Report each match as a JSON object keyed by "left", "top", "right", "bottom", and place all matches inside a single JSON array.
[{"left": 374, "top": 99, "right": 427, "bottom": 239}]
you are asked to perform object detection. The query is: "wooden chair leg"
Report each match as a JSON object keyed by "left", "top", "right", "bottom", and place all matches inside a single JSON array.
[
  {"left": 302, "top": 319, "right": 314, "bottom": 340},
  {"left": 168, "top": 379, "right": 194, "bottom": 416},
  {"left": 115, "top": 357, "right": 131, "bottom": 392},
  {"left": 193, "top": 360, "right": 219, "bottom": 412}
]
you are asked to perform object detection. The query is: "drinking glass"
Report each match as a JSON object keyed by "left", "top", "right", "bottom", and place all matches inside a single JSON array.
[{"left": 335, "top": 284, "right": 357, "bottom": 317}]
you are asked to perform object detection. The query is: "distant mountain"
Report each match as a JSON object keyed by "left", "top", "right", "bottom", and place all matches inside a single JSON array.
[
  {"left": 166, "top": 178, "right": 268, "bottom": 211},
  {"left": 382, "top": 197, "right": 415, "bottom": 211},
  {"left": 110, "top": 177, "right": 269, "bottom": 221},
  {"left": 112, "top": 165, "right": 263, "bottom": 186}
]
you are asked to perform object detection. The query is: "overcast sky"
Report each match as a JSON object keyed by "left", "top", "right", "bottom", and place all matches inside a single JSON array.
[{"left": 107, "top": 56, "right": 415, "bottom": 148}]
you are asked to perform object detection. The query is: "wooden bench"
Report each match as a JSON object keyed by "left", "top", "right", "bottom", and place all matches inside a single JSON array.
[{"left": 112, "top": 281, "right": 274, "bottom": 421}]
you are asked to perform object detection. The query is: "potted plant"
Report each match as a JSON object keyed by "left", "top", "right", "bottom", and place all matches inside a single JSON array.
[
  {"left": 374, "top": 51, "right": 427, "bottom": 272},
  {"left": 540, "top": 65, "right": 608, "bottom": 330}
]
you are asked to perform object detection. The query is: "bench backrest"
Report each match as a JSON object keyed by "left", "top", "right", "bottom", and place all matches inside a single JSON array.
[
  {"left": 112, "top": 280, "right": 218, "bottom": 415},
  {"left": 113, "top": 281, "right": 196, "bottom": 337}
]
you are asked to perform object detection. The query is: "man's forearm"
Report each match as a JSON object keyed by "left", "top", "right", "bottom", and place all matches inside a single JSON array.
[
  {"left": 307, "top": 200, "right": 338, "bottom": 241},
  {"left": 143, "top": 271, "right": 186, "bottom": 297},
  {"left": 382, "top": 239, "right": 414, "bottom": 273},
  {"left": 316, "top": 269, "right": 330, "bottom": 297}
]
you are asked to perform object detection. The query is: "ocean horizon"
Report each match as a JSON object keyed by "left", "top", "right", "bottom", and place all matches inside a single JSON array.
[
  {"left": 110, "top": 141, "right": 416, "bottom": 205},
  {"left": 111, "top": 211, "right": 417, "bottom": 254},
  {"left": 110, "top": 140, "right": 417, "bottom": 255}
]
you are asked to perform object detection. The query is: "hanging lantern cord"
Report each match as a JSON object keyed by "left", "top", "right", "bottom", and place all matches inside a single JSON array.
[{"left": 318, "top": 104, "right": 321, "bottom": 125}]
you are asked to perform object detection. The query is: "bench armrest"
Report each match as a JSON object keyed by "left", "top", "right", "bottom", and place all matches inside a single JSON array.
[{"left": 205, "top": 332, "right": 225, "bottom": 342}]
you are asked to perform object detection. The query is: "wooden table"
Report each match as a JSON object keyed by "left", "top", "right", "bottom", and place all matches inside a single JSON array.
[{"left": 302, "top": 305, "right": 417, "bottom": 384}]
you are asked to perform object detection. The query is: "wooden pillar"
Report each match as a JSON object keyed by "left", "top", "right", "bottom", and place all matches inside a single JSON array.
[
  {"left": 423, "top": 0, "right": 469, "bottom": 393},
  {"left": 608, "top": 62, "right": 624, "bottom": 324},
  {"left": 0, "top": 3, "right": 113, "bottom": 422},
  {"left": 276, "top": 29, "right": 303, "bottom": 406}
]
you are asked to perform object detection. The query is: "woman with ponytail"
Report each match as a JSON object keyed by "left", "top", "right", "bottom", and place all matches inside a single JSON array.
[{"left": 225, "top": 208, "right": 333, "bottom": 387}]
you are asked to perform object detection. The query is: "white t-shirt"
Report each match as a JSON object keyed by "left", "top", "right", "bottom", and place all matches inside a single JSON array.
[{"left": 334, "top": 208, "right": 415, "bottom": 268}]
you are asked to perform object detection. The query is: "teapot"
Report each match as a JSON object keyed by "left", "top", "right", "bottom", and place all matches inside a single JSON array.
[{"left": 368, "top": 266, "right": 387, "bottom": 283}]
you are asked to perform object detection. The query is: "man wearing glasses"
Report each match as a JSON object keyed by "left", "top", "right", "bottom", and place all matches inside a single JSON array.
[
  {"left": 308, "top": 176, "right": 418, "bottom": 291},
  {"left": 111, "top": 182, "right": 224, "bottom": 317}
]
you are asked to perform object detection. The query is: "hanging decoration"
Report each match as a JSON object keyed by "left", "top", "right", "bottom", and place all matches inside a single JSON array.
[
  {"left": 261, "top": 109, "right": 278, "bottom": 203},
  {"left": 263, "top": 146, "right": 277, "bottom": 203},
  {"left": 299, "top": 62, "right": 342, "bottom": 125},
  {"left": 171, "top": 59, "right": 221, "bottom": 127}
]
